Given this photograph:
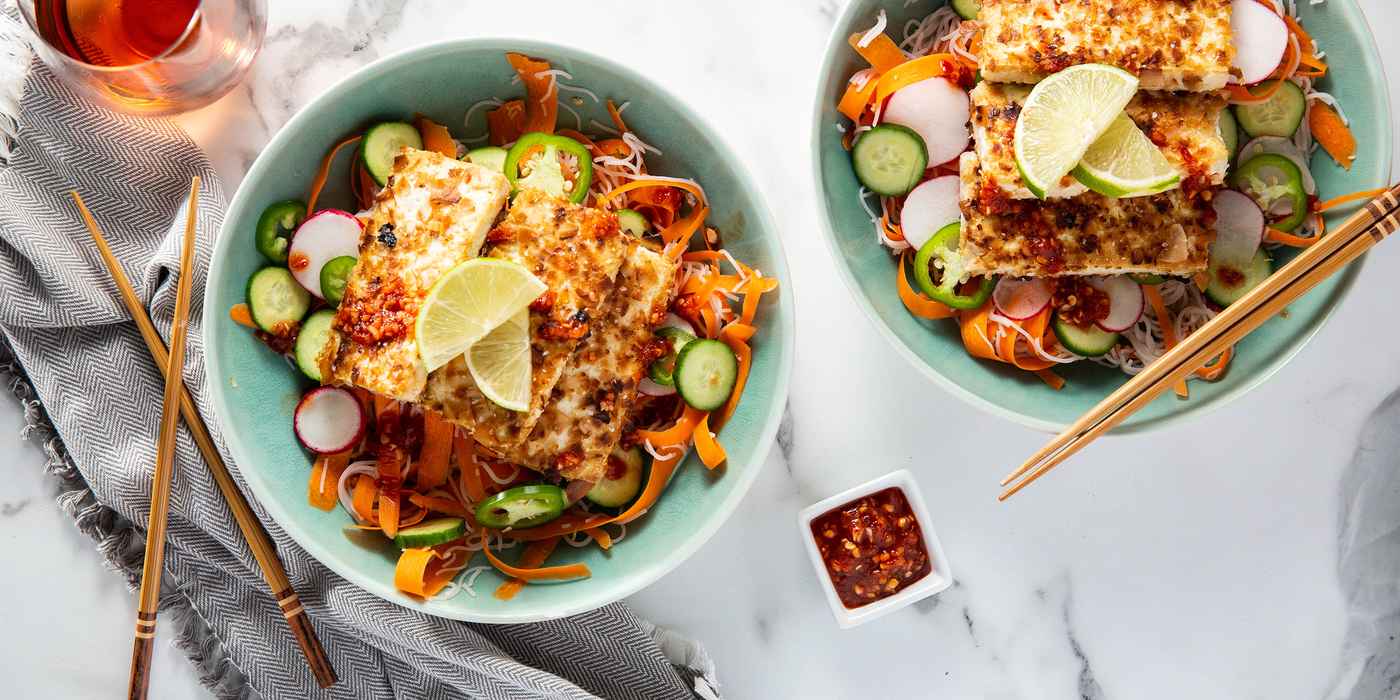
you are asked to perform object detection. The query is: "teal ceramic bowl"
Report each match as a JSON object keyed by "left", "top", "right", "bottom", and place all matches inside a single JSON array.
[
  {"left": 204, "top": 39, "right": 793, "bottom": 622},
  {"left": 814, "top": 0, "right": 1391, "bottom": 434}
]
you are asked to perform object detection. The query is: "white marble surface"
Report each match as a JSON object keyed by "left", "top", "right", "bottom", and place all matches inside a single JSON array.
[{"left": 5, "top": 0, "right": 1400, "bottom": 698}]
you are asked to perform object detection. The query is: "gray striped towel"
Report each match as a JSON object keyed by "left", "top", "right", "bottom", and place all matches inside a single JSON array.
[{"left": 0, "top": 12, "right": 720, "bottom": 700}]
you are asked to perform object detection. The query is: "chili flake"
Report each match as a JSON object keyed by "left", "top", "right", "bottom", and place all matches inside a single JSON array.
[{"left": 809, "top": 487, "right": 931, "bottom": 609}]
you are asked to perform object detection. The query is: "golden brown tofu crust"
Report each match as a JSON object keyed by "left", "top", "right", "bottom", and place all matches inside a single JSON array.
[
  {"left": 959, "top": 152, "right": 1219, "bottom": 277},
  {"left": 978, "top": 0, "right": 1238, "bottom": 91},
  {"left": 970, "top": 82, "right": 1230, "bottom": 200},
  {"left": 497, "top": 243, "right": 677, "bottom": 486},
  {"left": 318, "top": 148, "right": 509, "bottom": 401},
  {"left": 422, "top": 188, "right": 628, "bottom": 450}
]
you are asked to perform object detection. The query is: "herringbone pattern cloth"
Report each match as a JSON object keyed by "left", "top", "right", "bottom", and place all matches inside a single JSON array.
[{"left": 0, "top": 49, "right": 714, "bottom": 700}]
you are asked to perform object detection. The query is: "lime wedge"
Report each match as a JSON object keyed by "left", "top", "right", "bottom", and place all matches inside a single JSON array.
[
  {"left": 1072, "top": 112, "right": 1181, "bottom": 198},
  {"left": 1014, "top": 64, "right": 1140, "bottom": 199},
  {"left": 416, "top": 258, "right": 546, "bottom": 372},
  {"left": 466, "top": 307, "right": 532, "bottom": 412}
]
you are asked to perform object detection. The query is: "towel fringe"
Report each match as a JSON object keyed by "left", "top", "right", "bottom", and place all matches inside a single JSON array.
[
  {"left": 0, "top": 3, "right": 33, "bottom": 166},
  {"left": 639, "top": 618, "right": 724, "bottom": 700}
]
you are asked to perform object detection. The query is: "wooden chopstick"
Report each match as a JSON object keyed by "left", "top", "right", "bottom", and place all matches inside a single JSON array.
[
  {"left": 1000, "top": 215, "right": 1397, "bottom": 500},
  {"left": 127, "top": 177, "right": 200, "bottom": 700},
  {"left": 72, "top": 189, "right": 338, "bottom": 692},
  {"left": 1000, "top": 182, "right": 1400, "bottom": 499}
]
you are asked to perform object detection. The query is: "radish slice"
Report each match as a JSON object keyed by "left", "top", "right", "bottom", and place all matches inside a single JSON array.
[
  {"left": 1236, "top": 135, "right": 1316, "bottom": 194},
  {"left": 638, "top": 377, "right": 676, "bottom": 397},
  {"left": 294, "top": 387, "right": 366, "bottom": 454},
  {"left": 898, "top": 175, "right": 961, "bottom": 250},
  {"left": 992, "top": 277, "right": 1053, "bottom": 320},
  {"left": 1210, "top": 189, "right": 1266, "bottom": 264},
  {"left": 1088, "top": 275, "right": 1146, "bottom": 332},
  {"left": 659, "top": 312, "right": 696, "bottom": 338},
  {"left": 1229, "top": 0, "right": 1290, "bottom": 85},
  {"left": 289, "top": 210, "right": 362, "bottom": 298},
  {"left": 881, "top": 78, "right": 971, "bottom": 168}
]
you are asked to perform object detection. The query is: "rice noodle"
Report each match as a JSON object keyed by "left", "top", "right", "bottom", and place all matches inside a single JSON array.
[{"left": 859, "top": 10, "right": 888, "bottom": 48}]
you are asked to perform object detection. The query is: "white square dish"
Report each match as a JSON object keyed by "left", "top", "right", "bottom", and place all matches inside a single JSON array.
[{"left": 796, "top": 469, "right": 952, "bottom": 628}]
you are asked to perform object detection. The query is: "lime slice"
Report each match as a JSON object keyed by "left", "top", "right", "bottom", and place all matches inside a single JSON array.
[
  {"left": 466, "top": 307, "right": 532, "bottom": 412},
  {"left": 416, "top": 258, "right": 546, "bottom": 372},
  {"left": 1072, "top": 112, "right": 1181, "bottom": 198},
  {"left": 1014, "top": 64, "right": 1140, "bottom": 199}
]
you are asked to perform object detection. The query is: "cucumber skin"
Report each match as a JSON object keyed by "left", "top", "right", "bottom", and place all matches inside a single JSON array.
[
  {"left": 1206, "top": 248, "right": 1273, "bottom": 307},
  {"left": 673, "top": 339, "right": 739, "bottom": 411},
  {"left": 952, "top": 0, "right": 982, "bottom": 20},
  {"left": 616, "top": 209, "right": 652, "bottom": 237},
  {"left": 1051, "top": 314, "right": 1120, "bottom": 357},
  {"left": 294, "top": 309, "right": 337, "bottom": 381},
  {"left": 393, "top": 517, "right": 466, "bottom": 549},
  {"left": 852, "top": 124, "right": 928, "bottom": 197},
  {"left": 1236, "top": 81, "right": 1306, "bottom": 138},
  {"left": 246, "top": 267, "right": 310, "bottom": 333},
  {"left": 1219, "top": 108, "right": 1240, "bottom": 169},
  {"left": 361, "top": 122, "right": 424, "bottom": 186}
]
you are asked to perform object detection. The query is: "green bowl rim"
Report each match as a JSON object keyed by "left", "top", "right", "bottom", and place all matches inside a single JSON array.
[
  {"left": 203, "top": 36, "right": 796, "bottom": 622},
  {"left": 809, "top": 0, "right": 1392, "bottom": 435}
]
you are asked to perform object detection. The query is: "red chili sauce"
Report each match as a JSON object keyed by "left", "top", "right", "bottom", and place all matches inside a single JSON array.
[{"left": 809, "top": 487, "right": 931, "bottom": 609}]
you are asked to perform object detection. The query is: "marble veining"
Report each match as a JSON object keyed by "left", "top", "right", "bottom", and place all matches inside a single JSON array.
[{"left": 4, "top": 0, "right": 1400, "bottom": 698}]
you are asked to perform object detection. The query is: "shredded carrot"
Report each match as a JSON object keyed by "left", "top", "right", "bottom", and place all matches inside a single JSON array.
[
  {"left": 739, "top": 276, "right": 778, "bottom": 327},
  {"left": 307, "top": 136, "right": 361, "bottom": 213},
  {"left": 1309, "top": 103, "right": 1357, "bottom": 170},
  {"left": 1196, "top": 346, "right": 1233, "bottom": 381},
  {"left": 996, "top": 308, "right": 1057, "bottom": 372},
  {"left": 1266, "top": 228, "right": 1320, "bottom": 246},
  {"left": 484, "top": 534, "right": 590, "bottom": 590},
  {"left": 506, "top": 53, "right": 558, "bottom": 136},
  {"left": 352, "top": 473, "right": 378, "bottom": 523},
  {"left": 715, "top": 325, "right": 753, "bottom": 430},
  {"left": 848, "top": 31, "right": 906, "bottom": 73},
  {"left": 407, "top": 492, "right": 476, "bottom": 523},
  {"left": 959, "top": 299, "right": 1064, "bottom": 389},
  {"left": 452, "top": 432, "right": 488, "bottom": 503},
  {"left": 229, "top": 303, "right": 255, "bottom": 328},
  {"left": 486, "top": 100, "right": 526, "bottom": 147},
  {"left": 838, "top": 73, "right": 880, "bottom": 121},
  {"left": 693, "top": 413, "right": 725, "bottom": 469},
  {"left": 414, "top": 115, "right": 457, "bottom": 158},
  {"left": 959, "top": 298, "right": 1002, "bottom": 362},
  {"left": 875, "top": 54, "right": 957, "bottom": 104},
  {"left": 393, "top": 538, "right": 474, "bottom": 597},
  {"left": 393, "top": 547, "right": 439, "bottom": 595},
  {"left": 1143, "top": 284, "right": 1188, "bottom": 398},
  {"left": 638, "top": 405, "right": 706, "bottom": 447},
  {"left": 376, "top": 445, "right": 402, "bottom": 539},
  {"left": 352, "top": 158, "right": 376, "bottom": 211},
  {"left": 601, "top": 178, "right": 705, "bottom": 210},
  {"left": 584, "top": 528, "right": 612, "bottom": 549},
  {"left": 898, "top": 250, "right": 957, "bottom": 320},
  {"left": 605, "top": 98, "right": 630, "bottom": 136},
  {"left": 612, "top": 448, "right": 682, "bottom": 524},
  {"left": 1034, "top": 369, "right": 1065, "bottom": 390},
  {"left": 417, "top": 410, "right": 453, "bottom": 491},
  {"left": 1317, "top": 186, "right": 1389, "bottom": 213},
  {"left": 505, "top": 511, "right": 613, "bottom": 541},
  {"left": 308, "top": 451, "right": 350, "bottom": 512}
]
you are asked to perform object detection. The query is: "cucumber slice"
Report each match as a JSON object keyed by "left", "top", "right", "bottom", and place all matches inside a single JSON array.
[
  {"left": 246, "top": 267, "right": 310, "bottom": 333},
  {"left": 393, "top": 517, "right": 466, "bottom": 549},
  {"left": 952, "top": 0, "right": 981, "bottom": 19},
  {"left": 1205, "top": 248, "right": 1273, "bottom": 307},
  {"left": 361, "top": 122, "right": 424, "bottom": 186},
  {"left": 1231, "top": 153, "right": 1308, "bottom": 232},
  {"left": 294, "top": 309, "right": 336, "bottom": 381},
  {"left": 1235, "top": 80, "right": 1306, "bottom": 138},
  {"left": 648, "top": 326, "right": 696, "bottom": 386},
  {"left": 1219, "top": 107, "right": 1240, "bottom": 168},
  {"left": 1128, "top": 273, "right": 1167, "bottom": 285},
  {"left": 616, "top": 208, "right": 652, "bottom": 238},
  {"left": 586, "top": 447, "right": 644, "bottom": 508},
  {"left": 673, "top": 339, "right": 739, "bottom": 411},
  {"left": 1052, "top": 313, "right": 1120, "bottom": 357},
  {"left": 466, "top": 146, "right": 507, "bottom": 172},
  {"left": 852, "top": 124, "right": 928, "bottom": 197},
  {"left": 319, "top": 255, "right": 357, "bottom": 307}
]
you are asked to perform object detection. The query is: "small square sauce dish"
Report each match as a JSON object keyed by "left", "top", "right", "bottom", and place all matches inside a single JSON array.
[{"left": 797, "top": 469, "right": 951, "bottom": 628}]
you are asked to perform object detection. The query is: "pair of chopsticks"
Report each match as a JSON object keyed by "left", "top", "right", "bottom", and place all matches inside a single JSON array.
[
  {"left": 1000, "top": 182, "right": 1400, "bottom": 501},
  {"left": 70, "top": 183, "right": 338, "bottom": 699}
]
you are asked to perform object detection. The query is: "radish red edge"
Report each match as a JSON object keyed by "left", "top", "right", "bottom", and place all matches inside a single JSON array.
[
  {"left": 992, "top": 277, "right": 1053, "bottom": 321},
  {"left": 1229, "top": 0, "right": 1290, "bottom": 86},
  {"left": 1090, "top": 276, "right": 1146, "bottom": 333},
  {"left": 638, "top": 378, "right": 677, "bottom": 397},
  {"left": 294, "top": 386, "right": 366, "bottom": 454},
  {"left": 899, "top": 175, "right": 962, "bottom": 250},
  {"left": 288, "top": 209, "right": 363, "bottom": 299},
  {"left": 660, "top": 312, "right": 696, "bottom": 338},
  {"left": 1210, "top": 189, "right": 1267, "bottom": 263}
]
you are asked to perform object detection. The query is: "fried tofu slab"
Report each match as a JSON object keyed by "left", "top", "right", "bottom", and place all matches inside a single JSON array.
[
  {"left": 959, "top": 152, "right": 1218, "bottom": 277},
  {"left": 498, "top": 243, "right": 677, "bottom": 494},
  {"left": 978, "top": 0, "right": 1237, "bottom": 91},
  {"left": 971, "top": 82, "right": 1230, "bottom": 200},
  {"left": 422, "top": 188, "right": 628, "bottom": 450},
  {"left": 318, "top": 148, "right": 509, "bottom": 401}
]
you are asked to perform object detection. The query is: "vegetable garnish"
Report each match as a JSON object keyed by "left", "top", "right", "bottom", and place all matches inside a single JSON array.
[
  {"left": 232, "top": 50, "right": 777, "bottom": 603},
  {"left": 837, "top": 0, "right": 1364, "bottom": 394}
]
